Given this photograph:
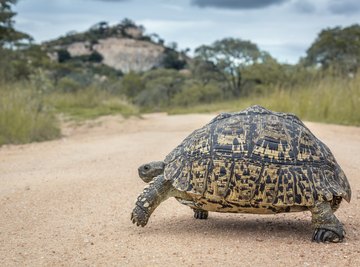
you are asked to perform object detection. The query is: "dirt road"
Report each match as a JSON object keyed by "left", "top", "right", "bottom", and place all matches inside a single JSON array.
[{"left": 1, "top": 113, "right": 360, "bottom": 266}]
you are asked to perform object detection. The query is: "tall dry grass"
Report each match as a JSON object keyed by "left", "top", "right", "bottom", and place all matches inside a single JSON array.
[
  {"left": 47, "top": 87, "right": 139, "bottom": 120},
  {"left": 0, "top": 83, "right": 139, "bottom": 146},
  {"left": 169, "top": 74, "right": 360, "bottom": 126},
  {"left": 258, "top": 74, "right": 360, "bottom": 125},
  {"left": 0, "top": 84, "right": 60, "bottom": 146}
]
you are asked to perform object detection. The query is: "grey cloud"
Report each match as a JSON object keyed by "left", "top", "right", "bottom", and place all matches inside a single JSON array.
[
  {"left": 293, "top": 0, "right": 316, "bottom": 13},
  {"left": 191, "top": 0, "right": 288, "bottom": 9},
  {"left": 328, "top": 0, "right": 360, "bottom": 15}
]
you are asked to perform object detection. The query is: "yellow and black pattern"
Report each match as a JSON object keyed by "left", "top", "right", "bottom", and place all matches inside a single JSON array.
[{"left": 164, "top": 105, "right": 351, "bottom": 212}]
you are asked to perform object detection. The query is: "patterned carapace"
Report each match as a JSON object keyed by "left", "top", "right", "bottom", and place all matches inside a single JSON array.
[{"left": 164, "top": 105, "right": 351, "bottom": 213}]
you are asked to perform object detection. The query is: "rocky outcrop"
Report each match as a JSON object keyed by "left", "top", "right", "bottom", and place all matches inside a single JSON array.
[
  {"left": 50, "top": 37, "right": 166, "bottom": 73},
  {"left": 44, "top": 21, "right": 188, "bottom": 73},
  {"left": 94, "top": 38, "right": 165, "bottom": 73}
]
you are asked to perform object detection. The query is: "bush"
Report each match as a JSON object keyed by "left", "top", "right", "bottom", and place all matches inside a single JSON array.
[
  {"left": 57, "top": 49, "right": 72, "bottom": 63},
  {"left": 57, "top": 77, "right": 82, "bottom": 93},
  {"left": 0, "top": 83, "right": 61, "bottom": 146},
  {"left": 120, "top": 72, "right": 144, "bottom": 99},
  {"left": 162, "top": 49, "right": 186, "bottom": 70},
  {"left": 48, "top": 87, "right": 139, "bottom": 119},
  {"left": 172, "top": 82, "right": 223, "bottom": 107},
  {"left": 135, "top": 69, "right": 185, "bottom": 109}
]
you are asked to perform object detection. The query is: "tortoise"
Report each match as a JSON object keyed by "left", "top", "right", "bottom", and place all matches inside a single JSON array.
[{"left": 131, "top": 105, "right": 351, "bottom": 242}]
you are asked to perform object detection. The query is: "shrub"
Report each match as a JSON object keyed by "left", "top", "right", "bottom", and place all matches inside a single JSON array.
[
  {"left": 48, "top": 87, "right": 139, "bottom": 119},
  {"left": 120, "top": 72, "right": 144, "bottom": 99},
  {"left": 0, "top": 84, "right": 60, "bottom": 146},
  {"left": 57, "top": 77, "right": 82, "bottom": 93},
  {"left": 135, "top": 69, "right": 185, "bottom": 109},
  {"left": 57, "top": 49, "right": 72, "bottom": 63},
  {"left": 172, "top": 82, "right": 223, "bottom": 107}
]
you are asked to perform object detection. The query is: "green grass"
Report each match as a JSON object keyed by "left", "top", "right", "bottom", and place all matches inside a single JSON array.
[
  {"left": 0, "top": 84, "right": 139, "bottom": 146},
  {"left": 168, "top": 74, "right": 360, "bottom": 126},
  {"left": 47, "top": 87, "right": 139, "bottom": 120},
  {"left": 1, "top": 74, "right": 359, "bottom": 147},
  {"left": 0, "top": 84, "right": 61, "bottom": 146}
]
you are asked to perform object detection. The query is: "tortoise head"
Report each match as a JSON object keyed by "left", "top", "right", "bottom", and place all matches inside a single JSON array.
[{"left": 138, "top": 161, "right": 165, "bottom": 183}]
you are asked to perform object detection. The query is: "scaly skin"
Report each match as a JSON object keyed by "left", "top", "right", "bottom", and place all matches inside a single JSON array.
[
  {"left": 310, "top": 201, "right": 344, "bottom": 243},
  {"left": 137, "top": 161, "right": 210, "bottom": 220},
  {"left": 138, "top": 161, "right": 165, "bottom": 183},
  {"left": 131, "top": 175, "right": 173, "bottom": 227}
]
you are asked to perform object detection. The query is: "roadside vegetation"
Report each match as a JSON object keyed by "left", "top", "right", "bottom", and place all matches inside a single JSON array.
[
  {"left": 0, "top": 0, "right": 359, "bottom": 146},
  {"left": 167, "top": 74, "right": 360, "bottom": 126},
  {"left": 0, "top": 83, "right": 60, "bottom": 146}
]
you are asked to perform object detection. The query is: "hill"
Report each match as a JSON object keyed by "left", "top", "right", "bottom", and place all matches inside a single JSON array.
[{"left": 43, "top": 19, "right": 188, "bottom": 73}]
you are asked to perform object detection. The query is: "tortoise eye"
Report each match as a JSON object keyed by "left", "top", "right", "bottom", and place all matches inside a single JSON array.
[{"left": 143, "top": 165, "right": 150, "bottom": 171}]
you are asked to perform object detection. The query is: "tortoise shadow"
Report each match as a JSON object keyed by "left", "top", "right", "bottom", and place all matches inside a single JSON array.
[{"left": 143, "top": 214, "right": 313, "bottom": 242}]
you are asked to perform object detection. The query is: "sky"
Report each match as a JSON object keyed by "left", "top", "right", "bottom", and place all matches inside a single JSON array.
[{"left": 13, "top": 0, "right": 360, "bottom": 64}]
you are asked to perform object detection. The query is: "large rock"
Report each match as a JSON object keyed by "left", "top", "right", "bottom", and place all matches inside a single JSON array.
[
  {"left": 54, "top": 37, "right": 165, "bottom": 73},
  {"left": 94, "top": 38, "right": 165, "bottom": 73}
]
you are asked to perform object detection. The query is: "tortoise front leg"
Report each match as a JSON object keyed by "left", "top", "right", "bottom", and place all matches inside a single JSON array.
[
  {"left": 131, "top": 175, "right": 173, "bottom": 227},
  {"left": 310, "top": 201, "right": 345, "bottom": 243}
]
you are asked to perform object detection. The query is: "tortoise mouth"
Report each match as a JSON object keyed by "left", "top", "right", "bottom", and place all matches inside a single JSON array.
[
  {"left": 138, "top": 167, "right": 153, "bottom": 183},
  {"left": 139, "top": 175, "right": 153, "bottom": 183}
]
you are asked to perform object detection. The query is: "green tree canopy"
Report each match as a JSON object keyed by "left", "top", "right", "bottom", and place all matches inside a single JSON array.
[
  {"left": 0, "top": 0, "right": 31, "bottom": 47},
  {"left": 162, "top": 49, "right": 186, "bottom": 70},
  {"left": 135, "top": 69, "right": 185, "bottom": 108},
  {"left": 194, "top": 38, "right": 262, "bottom": 97},
  {"left": 305, "top": 24, "right": 360, "bottom": 74}
]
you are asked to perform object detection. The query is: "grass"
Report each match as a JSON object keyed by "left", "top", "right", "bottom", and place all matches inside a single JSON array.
[
  {"left": 1, "top": 73, "right": 359, "bottom": 147},
  {"left": 0, "top": 84, "right": 61, "bottom": 146},
  {"left": 168, "top": 74, "right": 360, "bottom": 126},
  {"left": 0, "top": 84, "right": 139, "bottom": 146},
  {"left": 47, "top": 87, "right": 139, "bottom": 120}
]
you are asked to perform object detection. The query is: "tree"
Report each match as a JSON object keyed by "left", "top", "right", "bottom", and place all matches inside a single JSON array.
[
  {"left": 190, "top": 58, "right": 226, "bottom": 86},
  {"left": 120, "top": 18, "right": 136, "bottom": 28},
  {"left": 194, "top": 38, "right": 262, "bottom": 97},
  {"left": 162, "top": 49, "right": 186, "bottom": 70},
  {"left": 0, "top": 0, "right": 31, "bottom": 47},
  {"left": 88, "top": 51, "right": 103, "bottom": 63},
  {"left": 135, "top": 69, "right": 185, "bottom": 108},
  {"left": 305, "top": 24, "right": 360, "bottom": 74},
  {"left": 57, "top": 49, "right": 71, "bottom": 63},
  {"left": 240, "top": 52, "right": 288, "bottom": 94},
  {"left": 89, "top": 21, "right": 109, "bottom": 34}
]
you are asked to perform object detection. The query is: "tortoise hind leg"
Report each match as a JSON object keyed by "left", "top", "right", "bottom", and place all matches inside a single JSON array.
[
  {"left": 310, "top": 201, "right": 345, "bottom": 243},
  {"left": 193, "top": 208, "right": 209, "bottom": 219}
]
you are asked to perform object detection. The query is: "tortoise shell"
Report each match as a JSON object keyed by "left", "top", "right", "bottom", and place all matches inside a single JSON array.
[{"left": 164, "top": 106, "right": 351, "bottom": 213}]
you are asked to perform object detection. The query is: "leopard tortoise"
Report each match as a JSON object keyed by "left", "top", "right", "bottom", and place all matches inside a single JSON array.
[{"left": 131, "top": 105, "right": 351, "bottom": 242}]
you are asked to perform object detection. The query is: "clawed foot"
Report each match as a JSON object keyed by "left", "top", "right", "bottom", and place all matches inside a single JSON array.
[
  {"left": 312, "top": 228, "right": 344, "bottom": 243},
  {"left": 131, "top": 205, "right": 150, "bottom": 227},
  {"left": 194, "top": 209, "right": 208, "bottom": 220}
]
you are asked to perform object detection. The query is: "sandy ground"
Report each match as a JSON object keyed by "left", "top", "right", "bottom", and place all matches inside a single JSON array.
[{"left": 1, "top": 113, "right": 360, "bottom": 266}]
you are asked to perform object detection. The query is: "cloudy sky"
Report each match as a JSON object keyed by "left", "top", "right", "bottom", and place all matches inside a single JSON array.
[{"left": 14, "top": 0, "right": 360, "bottom": 64}]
